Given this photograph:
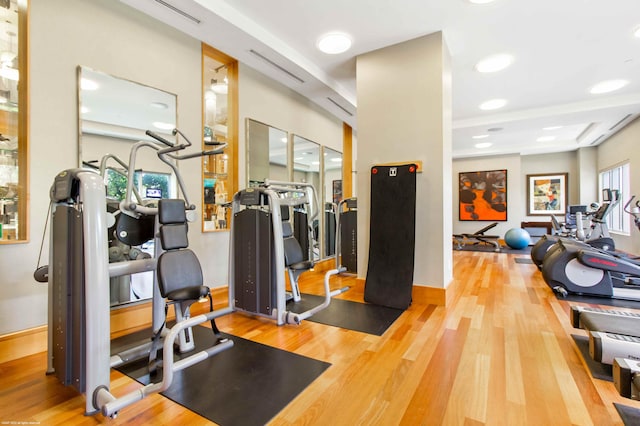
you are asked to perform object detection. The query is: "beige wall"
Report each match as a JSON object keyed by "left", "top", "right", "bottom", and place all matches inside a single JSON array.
[{"left": 597, "top": 116, "right": 640, "bottom": 253}]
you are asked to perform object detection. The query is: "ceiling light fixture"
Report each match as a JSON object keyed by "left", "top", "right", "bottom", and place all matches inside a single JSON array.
[
  {"left": 150, "top": 102, "right": 168, "bottom": 109},
  {"left": 468, "top": 0, "right": 496, "bottom": 4},
  {"left": 589, "top": 79, "right": 629, "bottom": 94},
  {"left": 317, "top": 32, "right": 352, "bottom": 54},
  {"left": 634, "top": 26, "right": 640, "bottom": 38},
  {"left": 331, "top": 158, "right": 342, "bottom": 162},
  {"left": 536, "top": 136, "right": 556, "bottom": 142},
  {"left": 475, "top": 54, "right": 513, "bottom": 73},
  {"left": 543, "top": 126, "right": 563, "bottom": 130},
  {"left": 479, "top": 99, "right": 507, "bottom": 110},
  {"left": 475, "top": 142, "right": 492, "bottom": 148},
  {"left": 0, "top": 67, "right": 18, "bottom": 81},
  {"left": 472, "top": 134, "right": 489, "bottom": 139}
]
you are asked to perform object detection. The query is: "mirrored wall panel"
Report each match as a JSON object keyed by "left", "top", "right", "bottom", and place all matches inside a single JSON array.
[
  {"left": 78, "top": 66, "right": 178, "bottom": 306},
  {"left": 323, "top": 147, "right": 342, "bottom": 257},
  {"left": 293, "top": 135, "right": 320, "bottom": 261},
  {"left": 246, "top": 118, "right": 288, "bottom": 186}
]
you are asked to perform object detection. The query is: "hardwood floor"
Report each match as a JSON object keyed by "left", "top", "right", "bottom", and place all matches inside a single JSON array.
[{"left": 1, "top": 250, "right": 639, "bottom": 425}]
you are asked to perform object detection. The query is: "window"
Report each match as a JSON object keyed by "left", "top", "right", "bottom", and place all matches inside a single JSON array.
[
  {"left": 105, "top": 169, "right": 173, "bottom": 202},
  {"left": 599, "top": 162, "right": 630, "bottom": 234}
]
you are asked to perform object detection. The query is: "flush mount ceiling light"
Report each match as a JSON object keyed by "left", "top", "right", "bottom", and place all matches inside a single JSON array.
[
  {"left": 543, "top": 125, "right": 563, "bottom": 130},
  {"left": 317, "top": 32, "right": 352, "bottom": 54},
  {"left": 536, "top": 136, "right": 556, "bottom": 142},
  {"left": 589, "top": 79, "right": 629, "bottom": 94},
  {"left": 475, "top": 142, "right": 492, "bottom": 148},
  {"left": 634, "top": 26, "right": 640, "bottom": 38},
  {"left": 468, "top": 0, "right": 496, "bottom": 4},
  {"left": 479, "top": 98, "right": 507, "bottom": 110},
  {"left": 475, "top": 54, "right": 513, "bottom": 73},
  {"left": 472, "top": 134, "right": 489, "bottom": 139}
]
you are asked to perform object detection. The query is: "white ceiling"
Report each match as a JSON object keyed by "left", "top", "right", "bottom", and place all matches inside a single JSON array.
[{"left": 120, "top": 0, "right": 640, "bottom": 159}]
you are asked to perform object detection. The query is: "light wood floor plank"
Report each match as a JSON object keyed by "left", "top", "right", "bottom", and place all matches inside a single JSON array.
[{"left": 1, "top": 251, "right": 639, "bottom": 425}]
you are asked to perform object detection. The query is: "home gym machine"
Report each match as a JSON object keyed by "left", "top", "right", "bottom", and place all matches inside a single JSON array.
[
  {"left": 46, "top": 129, "right": 234, "bottom": 418},
  {"left": 334, "top": 197, "right": 357, "bottom": 274},
  {"left": 230, "top": 180, "right": 349, "bottom": 325}
]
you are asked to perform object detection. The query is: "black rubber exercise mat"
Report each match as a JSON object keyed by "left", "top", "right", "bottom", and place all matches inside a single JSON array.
[
  {"left": 571, "top": 334, "right": 612, "bottom": 381},
  {"left": 114, "top": 326, "right": 330, "bottom": 426},
  {"left": 614, "top": 403, "right": 640, "bottom": 425},
  {"left": 365, "top": 163, "right": 417, "bottom": 309},
  {"left": 289, "top": 293, "right": 404, "bottom": 336}
]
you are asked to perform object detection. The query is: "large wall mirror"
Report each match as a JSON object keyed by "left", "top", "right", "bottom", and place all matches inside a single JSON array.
[
  {"left": 323, "top": 147, "right": 342, "bottom": 258},
  {"left": 0, "top": 0, "right": 27, "bottom": 243},
  {"left": 78, "top": 66, "right": 178, "bottom": 307},
  {"left": 246, "top": 118, "right": 288, "bottom": 186},
  {"left": 293, "top": 135, "right": 320, "bottom": 261}
]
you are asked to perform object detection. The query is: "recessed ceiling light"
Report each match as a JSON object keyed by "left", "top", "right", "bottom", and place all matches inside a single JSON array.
[
  {"left": 475, "top": 54, "right": 513, "bottom": 73},
  {"left": 468, "top": 0, "right": 496, "bottom": 3},
  {"left": 589, "top": 79, "right": 629, "bottom": 94},
  {"left": 80, "top": 106, "right": 89, "bottom": 114},
  {"left": 317, "top": 32, "right": 352, "bottom": 54},
  {"left": 634, "top": 26, "right": 640, "bottom": 38},
  {"left": 475, "top": 142, "right": 492, "bottom": 148},
  {"left": 281, "top": 137, "right": 287, "bottom": 143},
  {"left": 153, "top": 121, "right": 175, "bottom": 130},
  {"left": 479, "top": 99, "right": 507, "bottom": 110},
  {"left": 472, "top": 134, "right": 489, "bottom": 139},
  {"left": 536, "top": 136, "right": 556, "bottom": 142},
  {"left": 331, "top": 158, "right": 342, "bottom": 162},
  {"left": 543, "top": 126, "right": 563, "bottom": 130}
]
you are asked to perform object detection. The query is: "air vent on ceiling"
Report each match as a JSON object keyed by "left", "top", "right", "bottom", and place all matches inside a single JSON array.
[
  {"left": 248, "top": 49, "right": 305, "bottom": 84},
  {"left": 590, "top": 135, "right": 605, "bottom": 146},
  {"left": 153, "top": 0, "right": 201, "bottom": 24},
  {"left": 609, "top": 114, "right": 633, "bottom": 131},
  {"left": 327, "top": 97, "right": 353, "bottom": 116}
]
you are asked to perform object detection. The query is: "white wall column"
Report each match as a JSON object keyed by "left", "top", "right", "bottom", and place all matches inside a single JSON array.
[{"left": 356, "top": 32, "right": 453, "bottom": 295}]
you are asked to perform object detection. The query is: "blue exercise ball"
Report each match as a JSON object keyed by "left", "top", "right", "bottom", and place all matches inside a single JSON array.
[{"left": 504, "top": 228, "right": 531, "bottom": 249}]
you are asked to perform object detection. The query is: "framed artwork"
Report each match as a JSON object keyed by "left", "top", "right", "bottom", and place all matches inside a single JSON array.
[
  {"left": 527, "top": 173, "right": 568, "bottom": 216},
  {"left": 458, "top": 169, "right": 507, "bottom": 221}
]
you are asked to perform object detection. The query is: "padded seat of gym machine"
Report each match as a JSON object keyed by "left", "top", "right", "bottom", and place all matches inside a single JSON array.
[
  {"left": 579, "top": 312, "right": 640, "bottom": 337},
  {"left": 164, "top": 285, "right": 210, "bottom": 302},
  {"left": 288, "top": 260, "right": 314, "bottom": 271}
]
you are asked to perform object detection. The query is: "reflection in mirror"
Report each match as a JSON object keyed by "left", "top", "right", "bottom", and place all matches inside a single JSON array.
[
  {"left": 293, "top": 135, "right": 320, "bottom": 261},
  {"left": 246, "top": 119, "right": 288, "bottom": 186},
  {"left": 78, "top": 66, "right": 177, "bottom": 307},
  {"left": 323, "top": 147, "right": 342, "bottom": 258}
]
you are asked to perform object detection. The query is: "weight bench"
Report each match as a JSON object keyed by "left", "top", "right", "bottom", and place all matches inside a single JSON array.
[{"left": 453, "top": 222, "right": 501, "bottom": 252}]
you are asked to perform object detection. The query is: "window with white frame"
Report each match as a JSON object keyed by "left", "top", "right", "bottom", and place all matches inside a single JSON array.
[{"left": 599, "top": 162, "right": 630, "bottom": 234}]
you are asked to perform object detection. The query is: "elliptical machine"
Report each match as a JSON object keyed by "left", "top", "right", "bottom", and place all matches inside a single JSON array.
[
  {"left": 541, "top": 195, "right": 640, "bottom": 300},
  {"left": 530, "top": 189, "right": 619, "bottom": 269}
]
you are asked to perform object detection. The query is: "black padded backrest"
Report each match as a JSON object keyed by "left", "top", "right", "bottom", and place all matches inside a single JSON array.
[
  {"left": 157, "top": 249, "right": 203, "bottom": 297},
  {"left": 283, "top": 236, "right": 304, "bottom": 266},
  {"left": 159, "top": 199, "right": 187, "bottom": 225},
  {"left": 160, "top": 223, "right": 189, "bottom": 250}
]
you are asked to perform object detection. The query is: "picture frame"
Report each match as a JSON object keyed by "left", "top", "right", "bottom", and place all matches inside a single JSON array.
[
  {"left": 458, "top": 169, "right": 507, "bottom": 221},
  {"left": 526, "top": 173, "right": 568, "bottom": 216}
]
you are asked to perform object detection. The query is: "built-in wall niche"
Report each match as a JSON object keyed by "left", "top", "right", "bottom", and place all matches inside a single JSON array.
[
  {"left": 246, "top": 118, "right": 288, "bottom": 186},
  {"left": 202, "top": 44, "right": 238, "bottom": 232},
  {"left": 0, "top": 0, "right": 27, "bottom": 243}
]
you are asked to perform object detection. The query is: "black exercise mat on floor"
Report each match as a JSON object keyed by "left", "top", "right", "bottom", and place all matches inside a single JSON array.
[
  {"left": 114, "top": 326, "right": 330, "bottom": 426},
  {"left": 288, "top": 293, "right": 403, "bottom": 336},
  {"left": 615, "top": 403, "right": 640, "bottom": 425},
  {"left": 555, "top": 292, "right": 640, "bottom": 310},
  {"left": 454, "top": 244, "right": 531, "bottom": 254},
  {"left": 514, "top": 257, "right": 534, "bottom": 264},
  {"left": 571, "top": 334, "right": 612, "bottom": 381}
]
